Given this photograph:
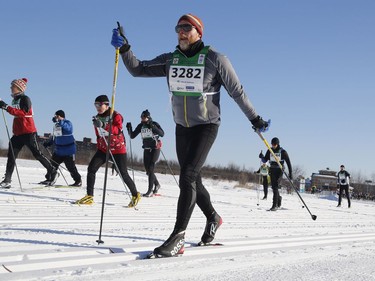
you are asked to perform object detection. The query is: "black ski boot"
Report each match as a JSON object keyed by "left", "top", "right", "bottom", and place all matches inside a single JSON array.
[
  {"left": 269, "top": 204, "right": 278, "bottom": 211},
  {"left": 277, "top": 196, "right": 282, "bottom": 208},
  {"left": 153, "top": 184, "right": 161, "bottom": 194},
  {"left": 69, "top": 180, "right": 82, "bottom": 187},
  {"left": 0, "top": 179, "right": 11, "bottom": 189},
  {"left": 152, "top": 232, "right": 185, "bottom": 258},
  {"left": 143, "top": 189, "right": 153, "bottom": 197},
  {"left": 200, "top": 212, "right": 222, "bottom": 244}
]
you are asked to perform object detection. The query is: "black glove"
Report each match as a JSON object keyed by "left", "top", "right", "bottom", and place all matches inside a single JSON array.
[
  {"left": 259, "top": 151, "right": 264, "bottom": 159},
  {"left": 52, "top": 116, "right": 58, "bottom": 123},
  {"left": 251, "top": 115, "right": 269, "bottom": 132},
  {"left": 0, "top": 100, "right": 8, "bottom": 109},
  {"left": 92, "top": 117, "right": 103, "bottom": 128},
  {"left": 126, "top": 122, "right": 132, "bottom": 134}
]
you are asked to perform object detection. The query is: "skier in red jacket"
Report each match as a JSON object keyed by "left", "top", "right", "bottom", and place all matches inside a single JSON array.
[
  {"left": 75, "top": 95, "right": 140, "bottom": 206},
  {"left": 0, "top": 78, "right": 58, "bottom": 188}
]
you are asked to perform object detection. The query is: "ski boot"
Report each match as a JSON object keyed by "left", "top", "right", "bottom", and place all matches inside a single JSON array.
[
  {"left": 69, "top": 180, "right": 82, "bottom": 187},
  {"left": 277, "top": 196, "right": 282, "bottom": 208},
  {"left": 200, "top": 211, "right": 222, "bottom": 244},
  {"left": 128, "top": 192, "right": 141, "bottom": 207},
  {"left": 48, "top": 169, "right": 59, "bottom": 186},
  {"left": 75, "top": 195, "right": 94, "bottom": 205},
  {"left": 153, "top": 184, "right": 161, "bottom": 194},
  {"left": 0, "top": 180, "right": 11, "bottom": 189},
  {"left": 149, "top": 231, "right": 185, "bottom": 258},
  {"left": 143, "top": 188, "right": 153, "bottom": 197},
  {"left": 269, "top": 205, "right": 278, "bottom": 211}
]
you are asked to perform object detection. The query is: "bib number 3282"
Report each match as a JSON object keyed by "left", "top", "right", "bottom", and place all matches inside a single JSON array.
[{"left": 169, "top": 66, "right": 204, "bottom": 93}]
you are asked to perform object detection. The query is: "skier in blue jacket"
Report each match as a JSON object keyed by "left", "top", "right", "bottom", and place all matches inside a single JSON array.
[{"left": 43, "top": 110, "right": 81, "bottom": 186}]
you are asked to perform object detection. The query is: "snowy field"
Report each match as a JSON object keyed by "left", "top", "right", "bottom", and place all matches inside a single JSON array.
[{"left": 1, "top": 157, "right": 375, "bottom": 281}]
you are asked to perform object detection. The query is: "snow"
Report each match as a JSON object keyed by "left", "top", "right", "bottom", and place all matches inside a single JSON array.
[{"left": 1, "top": 157, "right": 375, "bottom": 281}]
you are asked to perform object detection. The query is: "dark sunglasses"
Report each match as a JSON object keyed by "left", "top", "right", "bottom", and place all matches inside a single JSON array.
[
  {"left": 175, "top": 24, "right": 194, "bottom": 33},
  {"left": 94, "top": 102, "right": 109, "bottom": 108}
]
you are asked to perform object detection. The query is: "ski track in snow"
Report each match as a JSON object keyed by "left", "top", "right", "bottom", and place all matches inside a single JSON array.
[{"left": 1, "top": 158, "right": 375, "bottom": 281}]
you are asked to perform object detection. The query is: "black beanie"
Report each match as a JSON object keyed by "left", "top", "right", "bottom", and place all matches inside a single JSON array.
[
  {"left": 55, "top": 110, "right": 65, "bottom": 118},
  {"left": 95, "top": 95, "right": 110, "bottom": 103},
  {"left": 271, "top": 137, "right": 280, "bottom": 145},
  {"left": 141, "top": 109, "right": 151, "bottom": 118}
]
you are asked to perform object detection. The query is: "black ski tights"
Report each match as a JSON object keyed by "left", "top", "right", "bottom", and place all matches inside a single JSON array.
[
  {"left": 173, "top": 124, "right": 218, "bottom": 233},
  {"left": 270, "top": 167, "right": 283, "bottom": 208},
  {"left": 86, "top": 150, "right": 137, "bottom": 196}
]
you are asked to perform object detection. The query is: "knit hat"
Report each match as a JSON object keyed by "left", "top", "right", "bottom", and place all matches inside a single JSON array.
[
  {"left": 11, "top": 78, "right": 28, "bottom": 92},
  {"left": 178, "top": 14, "right": 204, "bottom": 37},
  {"left": 95, "top": 95, "right": 110, "bottom": 104},
  {"left": 271, "top": 137, "right": 280, "bottom": 145},
  {"left": 55, "top": 110, "right": 65, "bottom": 118},
  {"left": 141, "top": 109, "right": 151, "bottom": 118}
]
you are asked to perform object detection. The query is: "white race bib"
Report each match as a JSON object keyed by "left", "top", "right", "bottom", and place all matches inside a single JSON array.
[{"left": 169, "top": 65, "right": 204, "bottom": 93}]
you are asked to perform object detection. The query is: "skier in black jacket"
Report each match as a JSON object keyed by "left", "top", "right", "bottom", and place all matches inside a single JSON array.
[
  {"left": 337, "top": 165, "right": 351, "bottom": 208},
  {"left": 126, "top": 110, "right": 164, "bottom": 197},
  {"left": 260, "top": 137, "right": 292, "bottom": 211}
]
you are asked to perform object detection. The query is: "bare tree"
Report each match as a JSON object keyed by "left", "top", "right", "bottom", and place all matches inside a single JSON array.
[
  {"left": 292, "top": 165, "right": 306, "bottom": 180},
  {"left": 351, "top": 170, "right": 365, "bottom": 184}
]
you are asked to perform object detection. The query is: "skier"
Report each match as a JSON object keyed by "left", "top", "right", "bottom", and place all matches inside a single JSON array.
[
  {"left": 260, "top": 137, "right": 292, "bottom": 211},
  {"left": 75, "top": 95, "right": 141, "bottom": 206},
  {"left": 0, "top": 78, "right": 58, "bottom": 188},
  {"left": 255, "top": 161, "right": 269, "bottom": 200},
  {"left": 43, "top": 110, "right": 82, "bottom": 186},
  {"left": 126, "top": 109, "right": 164, "bottom": 197},
  {"left": 111, "top": 13, "right": 269, "bottom": 257},
  {"left": 337, "top": 164, "right": 351, "bottom": 208}
]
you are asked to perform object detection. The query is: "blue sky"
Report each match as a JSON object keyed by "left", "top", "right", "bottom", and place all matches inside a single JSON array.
[{"left": 1, "top": 0, "right": 374, "bottom": 180}]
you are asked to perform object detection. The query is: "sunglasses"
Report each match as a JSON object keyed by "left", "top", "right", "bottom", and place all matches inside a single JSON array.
[
  {"left": 175, "top": 24, "right": 194, "bottom": 33},
  {"left": 94, "top": 102, "right": 109, "bottom": 108}
]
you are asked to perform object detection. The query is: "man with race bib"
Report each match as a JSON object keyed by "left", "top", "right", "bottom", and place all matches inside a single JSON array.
[{"left": 111, "top": 13, "right": 269, "bottom": 258}]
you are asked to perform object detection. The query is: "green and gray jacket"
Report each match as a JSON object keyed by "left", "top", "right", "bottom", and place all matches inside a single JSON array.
[{"left": 120, "top": 41, "right": 258, "bottom": 127}]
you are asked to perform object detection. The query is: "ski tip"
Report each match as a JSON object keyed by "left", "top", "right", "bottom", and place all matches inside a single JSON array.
[{"left": 109, "top": 247, "right": 125, "bottom": 254}]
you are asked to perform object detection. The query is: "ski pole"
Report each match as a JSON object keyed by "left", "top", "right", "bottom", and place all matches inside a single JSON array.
[
  {"left": 160, "top": 149, "right": 179, "bottom": 187},
  {"left": 97, "top": 23, "right": 121, "bottom": 245},
  {"left": 257, "top": 171, "right": 261, "bottom": 206},
  {"left": 1, "top": 108, "right": 23, "bottom": 192},
  {"left": 127, "top": 133, "right": 135, "bottom": 183},
  {"left": 97, "top": 132, "right": 132, "bottom": 200},
  {"left": 255, "top": 130, "right": 317, "bottom": 221}
]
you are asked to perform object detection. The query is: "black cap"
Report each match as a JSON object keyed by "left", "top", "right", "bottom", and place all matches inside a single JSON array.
[
  {"left": 141, "top": 109, "right": 150, "bottom": 118},
  {"left": 271, "top": 137, "right": 279, "bottom": 145},
  {"left": 95, "top": 95, "right": 110, "bottom": 103},
  {"left": 55, "top": 110, "right": 65, "bottom": 118}
]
